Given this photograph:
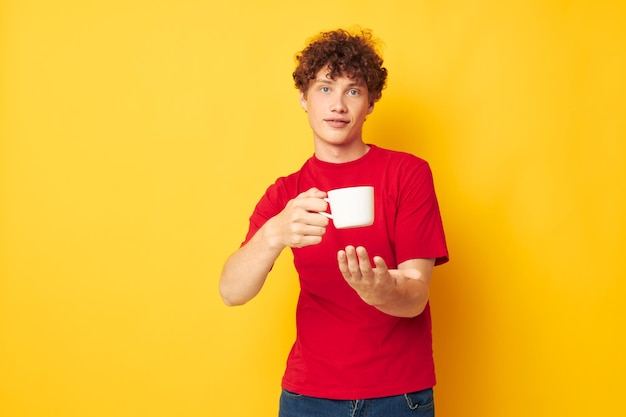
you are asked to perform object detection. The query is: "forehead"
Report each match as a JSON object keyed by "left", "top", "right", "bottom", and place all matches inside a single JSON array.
[{"left": 312, "top": 66, "right": 366, "bottom": 87}]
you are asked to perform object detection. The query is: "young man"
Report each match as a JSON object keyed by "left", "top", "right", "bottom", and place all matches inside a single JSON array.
[{"left": 219, "top": 29, "right": 448, "bottom": 417}]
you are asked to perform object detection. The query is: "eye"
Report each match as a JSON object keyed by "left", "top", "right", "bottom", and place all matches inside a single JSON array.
[
  {"left": 321, "top": 86, "right": 330, "bottom": 93},
  {"left": 348, "top": 89, "right": 360, "bottom": 96}
]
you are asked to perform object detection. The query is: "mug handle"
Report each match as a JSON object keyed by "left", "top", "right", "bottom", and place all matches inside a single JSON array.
[{"left": 319, "top": 197, "right": 333, "bottom": 219}]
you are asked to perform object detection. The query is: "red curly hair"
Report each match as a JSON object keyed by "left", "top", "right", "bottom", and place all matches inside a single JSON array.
[{"left": 293, "top": 28, "right": 388, "bottom": 104}]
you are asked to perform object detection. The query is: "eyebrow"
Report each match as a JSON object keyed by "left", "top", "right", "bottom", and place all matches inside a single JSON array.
[{"left": 313, "top": 78, "right": 365, "bottom": 88}]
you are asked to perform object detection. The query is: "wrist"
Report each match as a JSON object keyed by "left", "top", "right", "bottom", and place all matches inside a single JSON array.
[{"left": 259, "top": 219, "right": 286, "bottom": 251}]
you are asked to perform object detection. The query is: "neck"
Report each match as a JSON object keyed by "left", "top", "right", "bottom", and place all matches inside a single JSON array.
[{"left": 314, "top": 141, "right": 370, "bottom": 163}]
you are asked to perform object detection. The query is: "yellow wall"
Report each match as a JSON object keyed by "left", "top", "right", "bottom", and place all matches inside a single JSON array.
[{"left": 1, "top": 1, "right": 624, "bottom": 416}]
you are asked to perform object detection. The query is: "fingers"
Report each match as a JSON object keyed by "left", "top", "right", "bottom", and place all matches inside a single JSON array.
[
  {"left": 274, "top": 189, "right": 330, "bottom": 249},
  {"left": 338, "top": 246, "right": 376, "bottom": 280},
  {"left": 356, "top": 246, "right": 374, "bottom": 277},
  {"left": 283, "top": 217, "right": 327, "bottom": 248},
  {"left": 339, "top": 246, "right": 362, "bottom": 278},
  {"left": 338, "top": 247, "right": 397, "bottom": 307},
  {"left": 292, "top": 191, "right": 329, "bottom": 219},
  {"left": 372, "top": 255, "right": 389, "bottom": 275},
  {"left": 298, "top": 187, "right": 327, "bottom": 199}
]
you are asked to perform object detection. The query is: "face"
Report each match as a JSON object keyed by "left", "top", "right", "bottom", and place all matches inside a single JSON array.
[{"left": 300, "top": 67, "right": 374, "bottom": 158}]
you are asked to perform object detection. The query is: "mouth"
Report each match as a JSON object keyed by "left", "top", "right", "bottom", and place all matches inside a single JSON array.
[{"left": 324, "top": 118, "right": 350, "bottom": 128}]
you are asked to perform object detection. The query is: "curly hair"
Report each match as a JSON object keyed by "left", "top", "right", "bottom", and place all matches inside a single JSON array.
[{"left": 293, "top": 28, "right": 388, "bottom": 103}]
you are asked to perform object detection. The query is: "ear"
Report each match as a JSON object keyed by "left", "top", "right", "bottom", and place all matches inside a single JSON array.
[
  {"left": 300, "top": 91, "right": 308, "bottom": 112},
  {"left": 367, "top": 102, "right": 375, "bottom": 115}
]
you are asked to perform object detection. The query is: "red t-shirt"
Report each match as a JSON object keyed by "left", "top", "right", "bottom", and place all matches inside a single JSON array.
[{"left": 243, "top": 145, "right": 448, "bottom": 399}]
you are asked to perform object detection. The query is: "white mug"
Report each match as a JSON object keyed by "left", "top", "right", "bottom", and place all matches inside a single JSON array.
[{"left": 319, "top": 186, "right": 374, "bottom": 229}]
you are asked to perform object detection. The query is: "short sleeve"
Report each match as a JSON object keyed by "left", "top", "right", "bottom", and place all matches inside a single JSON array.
[{"left": 394, "top": 160, "right": 448, "bottom": 266}]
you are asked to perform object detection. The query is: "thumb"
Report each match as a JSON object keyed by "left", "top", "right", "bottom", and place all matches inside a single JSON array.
[
  {"left": 300, "top": 187, "right": 327, "bottom": 198},
  {"left": 388, "top": 268, "right": 422, "bottom": 283}
]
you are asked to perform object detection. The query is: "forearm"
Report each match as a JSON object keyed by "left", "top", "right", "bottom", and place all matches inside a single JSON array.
[
  {"left": 219, "top": 188, "right": 329, "bottom": 306},
  {"left": 219, "top": 226, "right": 284, "bottom": 306}
]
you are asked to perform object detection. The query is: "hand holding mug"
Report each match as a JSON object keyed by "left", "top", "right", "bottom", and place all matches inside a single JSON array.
[{"left": 264, "top": 187, "right": 329, "bottom": 249}]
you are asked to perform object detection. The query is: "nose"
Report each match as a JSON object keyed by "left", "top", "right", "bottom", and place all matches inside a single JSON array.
[{"left": 329, "top": 92, "right": 347, "bottom": 113}]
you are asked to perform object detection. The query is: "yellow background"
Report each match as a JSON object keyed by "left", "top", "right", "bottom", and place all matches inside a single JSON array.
[{"left": 1, "top": 1, "right": 625, "bottom": 416}]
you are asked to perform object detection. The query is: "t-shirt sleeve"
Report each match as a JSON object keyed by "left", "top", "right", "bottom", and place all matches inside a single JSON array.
[
  {"left": 241, "top": 179, "right": 291, "bottom": 247},
  {"left": 394, "top": 159, "right": 449, "bottom": 266}
]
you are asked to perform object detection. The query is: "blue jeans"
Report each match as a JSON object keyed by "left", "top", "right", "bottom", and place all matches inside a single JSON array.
[{"left": 278, "top": 388, "right": 434, "bottom": 417}]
